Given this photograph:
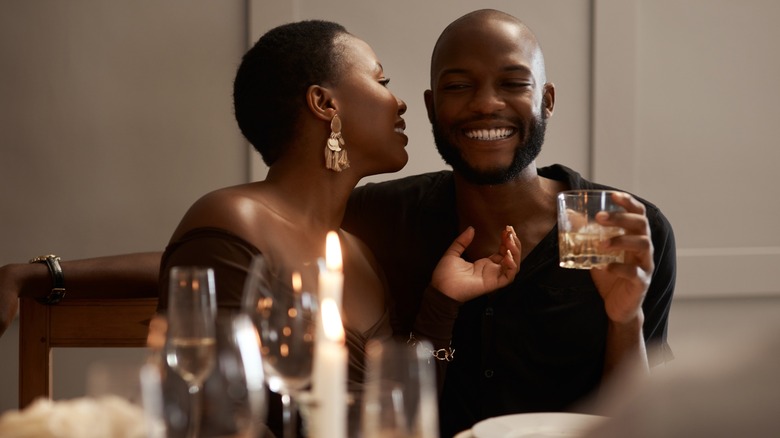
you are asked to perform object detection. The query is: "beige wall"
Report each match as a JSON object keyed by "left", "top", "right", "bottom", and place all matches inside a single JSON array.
[
  {"left": 593, "top": 0, "right": 780, "bottom": 298},
  {"left": 2, "top": 0, "right": 779, "bottom": 414},
  {"left": 0, "top": 0, "right": 249, "bottom": 263}
]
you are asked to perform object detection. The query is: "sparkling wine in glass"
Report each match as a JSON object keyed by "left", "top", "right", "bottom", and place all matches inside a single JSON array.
[
  {"left": 243, "top": 255, "right": 318, "bottom": 438},
  {"left": 165, "top": 266, "right": 217, "bottom": 438}
]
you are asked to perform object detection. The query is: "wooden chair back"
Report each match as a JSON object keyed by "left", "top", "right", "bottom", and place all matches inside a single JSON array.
[{"left": 18, "top": 296, "right": 158, "bottom": 408}]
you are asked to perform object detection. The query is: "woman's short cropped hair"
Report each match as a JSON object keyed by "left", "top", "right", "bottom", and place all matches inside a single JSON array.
[{"left": 233, "top": 20, "right": 349, "bottom": 166}]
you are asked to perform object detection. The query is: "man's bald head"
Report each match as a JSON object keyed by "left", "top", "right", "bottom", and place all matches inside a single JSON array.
[{"left": 430, "top": 9, "right": 547, "bottom": 87}]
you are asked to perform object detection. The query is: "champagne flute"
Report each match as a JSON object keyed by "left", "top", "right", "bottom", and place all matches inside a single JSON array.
[
  {"left": 165, "top": 266, "right": 218, "bottom": 438},
  {"left": 243, "top": 255, "right": 318, "bottom": 438}
]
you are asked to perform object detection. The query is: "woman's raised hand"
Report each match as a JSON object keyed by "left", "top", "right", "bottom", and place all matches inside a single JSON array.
[{"left": 431, "top": 225, "right": 521, "bottom": 303}]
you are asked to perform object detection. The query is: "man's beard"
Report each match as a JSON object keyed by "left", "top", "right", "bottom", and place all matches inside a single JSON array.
[{"left": 431, "top": 110, "right": 547, "bottom": 185}]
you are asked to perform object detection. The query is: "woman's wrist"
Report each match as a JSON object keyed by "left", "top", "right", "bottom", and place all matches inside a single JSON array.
[
  {"left": 28, "top": 255, "right": 66, "bottom": 304},
  {"left": 7, "top": 262, "right": 51, "bottom": 300}
]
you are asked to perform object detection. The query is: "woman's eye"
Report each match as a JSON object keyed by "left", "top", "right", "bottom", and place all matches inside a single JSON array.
[{"left": 379, "top": 78, "right": 391, "bottom": 87}]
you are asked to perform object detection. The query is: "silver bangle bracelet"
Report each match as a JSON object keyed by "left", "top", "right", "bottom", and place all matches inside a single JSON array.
[{"left": 407, "top": 332, "right": 455, "bottom": 362}]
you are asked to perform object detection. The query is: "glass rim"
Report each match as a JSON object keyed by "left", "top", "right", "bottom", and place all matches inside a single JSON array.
[{"left": 557, "top": 189, "right": 622, "bottom": 198}]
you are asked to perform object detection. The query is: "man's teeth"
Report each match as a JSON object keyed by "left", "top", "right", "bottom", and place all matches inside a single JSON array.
[
  {"left": 394, "top": 127, "right": 405, "bottom": 134},
  {"left": 465, "top": 128, "right": 513, "bottom": 140}
]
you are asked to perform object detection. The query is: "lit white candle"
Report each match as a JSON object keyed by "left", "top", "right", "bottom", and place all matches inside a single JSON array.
[
  {"left": 318, "top": 231, "right": 344, "bottom": 310},
  {"left": 312, "top": 298, "right": 347, "bottom": 438}
]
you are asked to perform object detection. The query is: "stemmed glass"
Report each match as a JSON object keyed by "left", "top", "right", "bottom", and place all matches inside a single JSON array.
[
  {"left": 243, "top": 254, "right": 319, "bottom": 438},
  {"left": 194, "top": 312, "right": 267, "bottom": 438},
  {"left": 165, "top": 266, "right": 218, "bottom": 438},
  {"left": 362, "top": 339, "right": 440, "bottom": 438}
]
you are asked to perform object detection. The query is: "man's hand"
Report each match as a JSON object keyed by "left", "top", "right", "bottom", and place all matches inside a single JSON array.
[
  {"left": 432, "top": 225, "right": 522, "bottom": 302},
  {"left": 590, "top": 192, "right": 654, "bottom": 324}
]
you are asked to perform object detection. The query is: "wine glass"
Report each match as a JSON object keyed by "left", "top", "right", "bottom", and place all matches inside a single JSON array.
[
  {"left": 199, "top": 312, "right": 267, "bottom": 438},
  {"left": 362, "top": 339, "right": 439, "bottom": 438},
  {"left": 160, "top": 313, "right": 267, "bottom": 438},
  {"left": 165, "top": 266, "right": 218, "bottom": 438},
  {"left": 243, "top": 254, "right": 319, "bottom": 438}
]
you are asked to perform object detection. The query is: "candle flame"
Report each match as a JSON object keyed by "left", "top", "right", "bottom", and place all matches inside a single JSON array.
[
  {"left": 325, "top": 231, "right": 343, "bottom": 271},
  {"left": 321, "top": 298, "right": 345, "bottom": 342},
  {"left": 292, "top": 271, "right": 302, "bottom": 292}
]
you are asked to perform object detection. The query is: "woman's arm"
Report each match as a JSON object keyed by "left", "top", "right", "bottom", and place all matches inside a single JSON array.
[
  {"left": 413, "top": 225, "right": 521, "bottom": 390},
  {"left": 0, "top": 252, "right": 162, "bottom": 337}
]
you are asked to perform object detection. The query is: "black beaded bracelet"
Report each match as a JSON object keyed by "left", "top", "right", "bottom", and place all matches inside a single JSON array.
[{"left": 28, "top": 254, "right": 66, "bottom": 305}]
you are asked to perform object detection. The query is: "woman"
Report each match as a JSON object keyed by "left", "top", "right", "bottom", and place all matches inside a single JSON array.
[{"left": 157, "top": 19, "right": 410, "bottom": 372}]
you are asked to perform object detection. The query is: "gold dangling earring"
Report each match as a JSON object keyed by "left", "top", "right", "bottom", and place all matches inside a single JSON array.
[{"left": 325, "top": 114, "right": 349, "bottom": 172}]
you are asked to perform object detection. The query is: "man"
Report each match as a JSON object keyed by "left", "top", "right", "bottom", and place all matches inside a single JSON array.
[
  {"left": 342, "top": 9, "right": 675, "bottom": 437},
  {"left": 0, "top": 9, "right": 675, "bottom": 437}
]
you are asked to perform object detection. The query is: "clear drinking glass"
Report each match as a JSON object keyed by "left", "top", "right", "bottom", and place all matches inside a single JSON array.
[
  {"left": 243, "top": 255, "right": 319, "bottom": 438},
  {"left": 160, "top": 313, "right": 268, "bottom": 438},
  {"left": 557, "top": 189, "right": 626, "bottom": 269},
  {"left": 361, "top": 339, "right": 439, "bottom": 438},
  {"left": 197, "top": 312, "right": 267, "bottom": 438},
  {"left": 165, "top": 266, "right": 218, "bottom": 438}
]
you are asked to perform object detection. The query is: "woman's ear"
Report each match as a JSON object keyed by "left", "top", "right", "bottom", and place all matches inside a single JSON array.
[{"left": 307, "top": 84, "right": 337, "bottom": 122}]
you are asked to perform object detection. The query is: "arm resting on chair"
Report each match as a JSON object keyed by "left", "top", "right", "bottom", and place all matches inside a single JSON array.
[{"left": 1, "top": 251, "right": 162, "bottom": 337}]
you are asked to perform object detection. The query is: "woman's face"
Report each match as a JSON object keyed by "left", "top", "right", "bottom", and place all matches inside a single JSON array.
[{"left": 330, "top": 35, "right": 408, "bottom": 176}]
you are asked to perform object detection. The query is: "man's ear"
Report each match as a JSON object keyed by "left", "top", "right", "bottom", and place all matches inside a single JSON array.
[
  {"left": 423, "top": 89, "right": 435, "bottom": 123},
  {"left": 542, "top": 82, "right": 555, "bottom": 118},
  {"left": 307, "top": 84, "right": 337, "bottom": 122}
]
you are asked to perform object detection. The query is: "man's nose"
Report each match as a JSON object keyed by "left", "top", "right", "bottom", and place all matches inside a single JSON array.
[{"left": 468, "top": 85, "right": 505, "bottom": 114}]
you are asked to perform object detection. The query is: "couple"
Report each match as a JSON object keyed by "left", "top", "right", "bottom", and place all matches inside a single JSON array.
[{"left": 1, "top": 9, "right": 675, "bottom": 437}]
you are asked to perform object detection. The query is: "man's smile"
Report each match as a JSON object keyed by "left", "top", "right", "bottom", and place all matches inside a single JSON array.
[{"left": 463, "top": 127, "right": 516, "bottom": 140}]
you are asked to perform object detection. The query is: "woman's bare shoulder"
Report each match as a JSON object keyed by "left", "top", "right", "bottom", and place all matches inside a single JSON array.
[{"left": 170, "top": 183, "right": 268, "bottom": 241}]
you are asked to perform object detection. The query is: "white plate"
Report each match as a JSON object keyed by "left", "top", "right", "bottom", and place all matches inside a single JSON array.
[{"left": 472, "top": 412, "right": 604, "bottom": 438}]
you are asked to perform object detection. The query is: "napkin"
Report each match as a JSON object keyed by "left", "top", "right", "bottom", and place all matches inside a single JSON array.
[{"left": 0, "top": 396, "right": 157, "bottom": 438}]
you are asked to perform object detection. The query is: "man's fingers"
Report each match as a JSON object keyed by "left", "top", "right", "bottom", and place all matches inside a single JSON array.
[{"left": 611, "top": 192, "right": 646, "bottom": 214}]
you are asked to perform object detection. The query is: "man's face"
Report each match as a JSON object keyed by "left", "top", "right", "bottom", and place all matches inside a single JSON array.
[{"left": 425, "top": 18, "right": 553, "bottom": 185}]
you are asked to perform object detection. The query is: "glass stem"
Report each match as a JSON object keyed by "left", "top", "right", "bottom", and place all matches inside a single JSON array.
[
  {"left": 187, "top": 384, "right": 203, "bottom": 438},
  {"left": 282, "top": 392, "right": 298, "bottom": 438}
]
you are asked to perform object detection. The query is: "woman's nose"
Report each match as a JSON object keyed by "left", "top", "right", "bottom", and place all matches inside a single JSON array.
[{"left": 397, "top": 97, "right": 407, "bottom": 115}]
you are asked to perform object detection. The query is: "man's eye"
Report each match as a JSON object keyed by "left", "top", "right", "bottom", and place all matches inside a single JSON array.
[
  {"left": 504, "top": 81, "right": 531, "bottom": 89},
  {"left": 442, "top": 83, "right": 469, "bottom": 91},
  {"left": 379, "top": 78, "right": 391, "bottom": 87}
]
